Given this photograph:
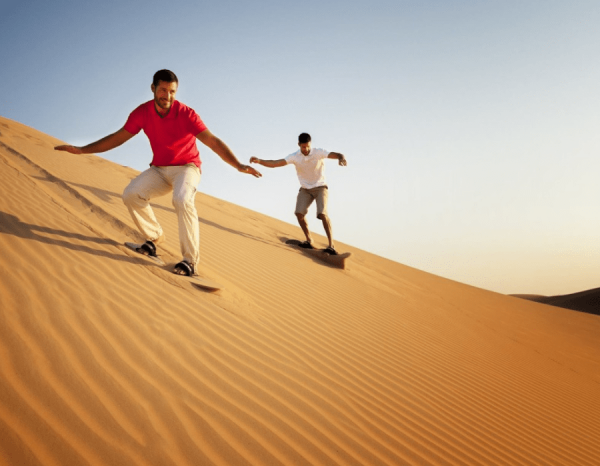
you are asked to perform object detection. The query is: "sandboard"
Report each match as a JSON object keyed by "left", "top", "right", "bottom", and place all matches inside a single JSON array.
[
  {"left": 124, "top": 242, "right": 223, "bottom": 291},
  {"left": 285, "top": 239, "right": 352, "bottom": 269}
]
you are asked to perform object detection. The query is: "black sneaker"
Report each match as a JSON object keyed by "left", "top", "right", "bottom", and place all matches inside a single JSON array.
[
  {"left": 173, "top": 260, "right": 194, "bottom": 276},
  {"left": 138, "top": 240, "right": 157, "bottom": 257}
]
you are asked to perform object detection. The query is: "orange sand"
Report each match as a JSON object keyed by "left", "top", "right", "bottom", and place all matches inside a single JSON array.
[{"left": 1, "top": 115, "right": 599, "bottom": 465}]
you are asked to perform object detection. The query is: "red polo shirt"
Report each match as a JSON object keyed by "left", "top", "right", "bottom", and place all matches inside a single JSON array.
[{"left": 124, "top": 100, "right": 207, "bottom": 168}]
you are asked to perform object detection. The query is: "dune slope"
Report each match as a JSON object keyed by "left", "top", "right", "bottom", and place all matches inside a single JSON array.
[{"left": 1, "top": 115, "right": 600, "bottom": 466}]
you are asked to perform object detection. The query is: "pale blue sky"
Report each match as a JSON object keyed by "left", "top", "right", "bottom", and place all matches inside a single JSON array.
[{"left": 2, "top": 0, "right": 599, "bottom": 295}]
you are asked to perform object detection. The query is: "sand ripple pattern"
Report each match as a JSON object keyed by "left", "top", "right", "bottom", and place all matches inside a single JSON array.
[{"left": 1, "top": 117, "right": 600, "bottom": 465}]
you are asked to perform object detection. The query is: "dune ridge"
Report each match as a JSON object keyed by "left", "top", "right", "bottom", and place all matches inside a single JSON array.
[
  {"left": 513, "top": 288, "right": 600, "bottom": 316},
  {"left": 1, "top": 115, "right": 600, "bottom": 465}
]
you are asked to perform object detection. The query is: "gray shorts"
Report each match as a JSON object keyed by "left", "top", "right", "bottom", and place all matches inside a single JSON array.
[{"left": 295, "top": 186, "right": 329, "bottom": 217}]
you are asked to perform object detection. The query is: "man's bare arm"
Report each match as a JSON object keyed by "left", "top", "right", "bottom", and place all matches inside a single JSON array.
[
  {"left": 197, "top": 129, "right": 262, "bottom": 178},
  {"left": 327, "top": 152, "right": 347, "bottom": 166},
  {"left": 54, "top": 127, "right": 134, "bottom": 155},
  {"left": 249, "top": 157, "right": 287, "bottom": 168}
]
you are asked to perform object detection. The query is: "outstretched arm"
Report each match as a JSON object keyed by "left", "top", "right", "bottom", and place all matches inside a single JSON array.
[
  {"left": 54, "top": 127, "right": 134, "bottom": 154},
  {"left": 327, "top": 152, "right": 347, "bottom": 166},
  {"left": 197, "top": 129, "right": 262, "bottom": 178},
  {"left": 250, "top": 157, "right": 287, "bottom": 168}
]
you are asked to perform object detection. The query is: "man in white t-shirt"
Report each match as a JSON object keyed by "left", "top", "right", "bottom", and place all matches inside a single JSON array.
[{"left": 250, "top": 133, "right": 347, "bottom": 254}]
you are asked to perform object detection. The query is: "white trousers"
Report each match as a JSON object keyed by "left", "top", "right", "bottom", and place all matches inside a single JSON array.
[{"left": 122, "top": 164, "right": 201, "bottom": 267}]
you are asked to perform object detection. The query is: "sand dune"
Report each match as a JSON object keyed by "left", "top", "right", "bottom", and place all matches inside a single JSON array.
[
  {"left": 514, "top": 288, "right": 600, "bottom": 316},
  {"left": 1, "top": 115, "right": 600, "bottom": 465}
]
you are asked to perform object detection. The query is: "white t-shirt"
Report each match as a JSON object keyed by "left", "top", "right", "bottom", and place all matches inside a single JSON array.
[{"left": 285, "top": 148, "right": 330, "bottom": 189}]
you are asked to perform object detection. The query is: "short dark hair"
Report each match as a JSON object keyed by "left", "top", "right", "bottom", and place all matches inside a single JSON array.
[
  {"left": 153, "top": 69, "right": 178, "bottom": 87},
  {"left": 298, "top": 133, "right": 311, "bottom": 144}
]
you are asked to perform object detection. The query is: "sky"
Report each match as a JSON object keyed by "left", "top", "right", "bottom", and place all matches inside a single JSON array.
[{"left": 1, "top": 0, "right": 599, "bottom": 295}]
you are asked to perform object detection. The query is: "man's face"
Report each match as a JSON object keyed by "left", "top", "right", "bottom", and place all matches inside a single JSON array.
[
  {"left": 151, "top": 80, "right": 178, "bottom": 112},
  {"left": 299, "top": 141, "right": 311, "bottom": 156}
]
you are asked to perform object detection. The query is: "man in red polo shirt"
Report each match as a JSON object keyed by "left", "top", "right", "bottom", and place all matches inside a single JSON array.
[{"left": 55, "top": 69, "right": 261, "bottom": 276}]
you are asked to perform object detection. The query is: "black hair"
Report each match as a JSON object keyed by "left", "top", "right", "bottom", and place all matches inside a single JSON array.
[
  {"left": 153, "top": 69, "right": 179, "bottom": 87},
  {"left": 298, "top": 133, "right": 311, "bottom": 144}
]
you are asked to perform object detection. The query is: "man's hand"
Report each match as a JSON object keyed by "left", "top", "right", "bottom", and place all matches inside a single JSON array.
[
  {"left": 54, "top": 145, "right": 83, "bottom": 154},
  {"left": 250, "top": 156, "right": 259, "bottom": 164},
  {"left": 328, "top": 152, "right": 347, "bottom": 166},
  {"left": 239, "top": 164, "right": 262, "bottom": 178}
]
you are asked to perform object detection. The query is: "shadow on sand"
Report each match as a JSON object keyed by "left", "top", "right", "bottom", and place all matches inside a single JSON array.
[{"left": 0, "top": 211, "right": 146, "bottom": 265}]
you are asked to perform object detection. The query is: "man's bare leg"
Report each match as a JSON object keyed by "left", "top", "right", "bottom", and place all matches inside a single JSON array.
[
  {"left": 318, "top": 213, "right": 335, "bottom": 249},
  {"left": 295, "top": 213, "right": 313, "bottom": 245}
]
